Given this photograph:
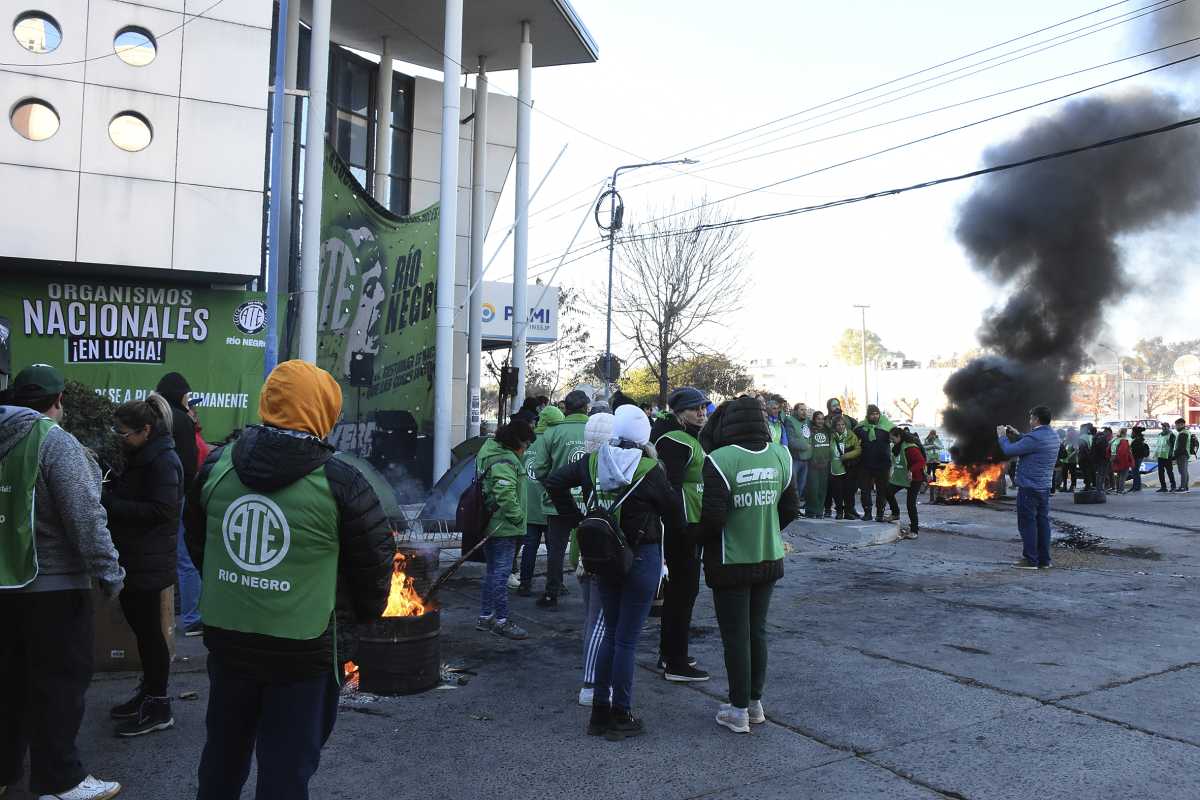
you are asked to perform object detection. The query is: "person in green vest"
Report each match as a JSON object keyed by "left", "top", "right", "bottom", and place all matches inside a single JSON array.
[
  {"left": 765, "top": 396, "right": 788, "bottom": 448},
  {"left": 531, "top": 390, "right": 591, "bottom": 609},
  {"left": 650, "top": 386, "right": 711, "bottom": 683},
  {"left": 0, "top": 364, "right": 125, "bottom": 800},
  {"left": 476, "top": 421, "right": 536, "bottom": 639},
  {"left": 1172, "top": 418, "right": 1193, "bottom": 493},
  {"left": 805, "top": 411, "right": 833, "bottom": 519},
  {"left": 829, "top": 416, "right": 862, "bottom": 519},
  {"left": 1155, "top": 421, "right": 1177, "bottom": 492},
  {"left": 923, "top": 430, "right": 944, "bottom": 481},
  {"left": 698, "top": 396, "right": 801, "bottom": 734},
  {"left": 183, "top": 360, "right": 395, "bottom": 800},
  {"left": 544, "top": 405, "right": 685, "bottom": 741},
  {"left": 886, "top": 427, "right": 927, "bottom": 538},
  {"left": 517, "top": 405, "right": 563, "bottom": 596}
]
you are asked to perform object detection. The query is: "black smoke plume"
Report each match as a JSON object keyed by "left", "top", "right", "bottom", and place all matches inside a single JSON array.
[{"left": 943, "top": 89, "right": 1200, "bottom": 463}]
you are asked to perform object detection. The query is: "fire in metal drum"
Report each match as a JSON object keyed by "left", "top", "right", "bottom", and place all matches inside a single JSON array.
[
  {"left": 357, "top": 610, "right": 441, "bottom": 695},
  {"left": 395, "top": 545, "right": 433, "bottom": 596}
]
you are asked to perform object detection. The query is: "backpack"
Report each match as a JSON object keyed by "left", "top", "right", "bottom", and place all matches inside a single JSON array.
[
  {"left": 455, "top": 464, "right": 496, "bottom": 564},
  {"left": 576, "top": 470, "right": 651, "bottom": 580}
]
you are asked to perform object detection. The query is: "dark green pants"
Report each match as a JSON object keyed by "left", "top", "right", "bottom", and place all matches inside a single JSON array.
[
  {"left": 805, "top": 465, "right": 829, "bottom": 516},
  {"left": 712, "top": 582, "right": 774, "bottom": 709}
]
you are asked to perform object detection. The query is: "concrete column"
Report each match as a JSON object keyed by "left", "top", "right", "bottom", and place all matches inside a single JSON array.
[
  {"left": 511, "top": 21, "right": 532, "bottom": 409},
  {"left": 297, "top": 0, "right": 331, "bottom": 362},
  {"left": 467, "top": 57, "right": 488, "bottom": 438},
  {"left": 373, "top": 36, "right": 393, "bottom": 207},
  {"left": 432, "top": 0, "right": 463, "bottom": 480},
  {"left": 277, "top": 0, "right": 300, "bottom": 298}
]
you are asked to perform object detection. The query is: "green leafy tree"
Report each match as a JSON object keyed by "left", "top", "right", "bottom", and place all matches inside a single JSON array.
[
  {"left": 833, "top": 328, "right": 903, "bottom": 366},
  {"left": 59, "top": 380, "right": 122, "bottom": 470}
]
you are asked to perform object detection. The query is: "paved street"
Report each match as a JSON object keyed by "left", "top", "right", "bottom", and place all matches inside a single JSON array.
[{"left": 23, "top": 485, "right": 1200, "bottom": 799}]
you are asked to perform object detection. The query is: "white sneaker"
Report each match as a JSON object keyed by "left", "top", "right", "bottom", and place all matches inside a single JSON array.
[
  {"left": 506, "top": 573, "right": 521, "bottom": 589},
  {"left": 748, "top": 699, "right": 766, "bottom": 724},
  {"left": 39, "top": 775, "right": 122, "bottom": 800},
  {"left": 578, "top": 686, "right": 593, "bottom": 706},
  {"left": 716, "top": 703, "right": 750, "bottom": 734}
]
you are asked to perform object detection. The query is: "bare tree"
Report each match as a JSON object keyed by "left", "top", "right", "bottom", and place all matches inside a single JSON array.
[
  {"left": 1071, "top": 374, "right": 1117, "bottom": 421},
  {"left": 613, "top": 203, "right": 749, "bottom": 406},
  {"left": 1143, "top": 382, "right": 1176, "bottom": 418},
  {"left": 894, "top": 397, "right": 920, "bottom": 421}
]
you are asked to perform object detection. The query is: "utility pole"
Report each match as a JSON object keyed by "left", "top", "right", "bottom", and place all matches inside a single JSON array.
[
  {"left": 596, "top": 158, "right": 697, "bottom": 399},
  {"left": 854, "top": 304, "right": 870, "bottom": 412}
]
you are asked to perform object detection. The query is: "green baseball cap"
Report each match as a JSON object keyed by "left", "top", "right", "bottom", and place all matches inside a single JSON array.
[{"left": 13, "top": 363, "right": 65, "bottom": 395}]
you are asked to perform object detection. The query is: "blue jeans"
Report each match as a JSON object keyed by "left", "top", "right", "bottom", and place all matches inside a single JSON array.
[
  {"left": 1016, "top": 487, "right": 1051, "bottom": 567},
  {"left": 594, "top": 542, "right": 662, "bottom": 711},
  {"left": 1132, "top": 460, "right": 1143, "bottom": 491},
  {"left": 177, "top": 518, "right": 202, "bottom": 627},
  {"left": 518, "top": 523, "right": 546, "bottom": 586},
  {"left": 196, "top": 657, "right": 338, "bottom": 800},
  {"left": 480, "top": 537, "right": 517, "bottom": 621},
  {"left": 792, "top": 459, "right": 809, "bottom": 501}
]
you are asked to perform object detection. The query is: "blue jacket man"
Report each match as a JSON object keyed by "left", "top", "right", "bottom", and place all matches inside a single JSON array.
[{"left": 997, "top": 406, "right": 1060, "bottom": 568}]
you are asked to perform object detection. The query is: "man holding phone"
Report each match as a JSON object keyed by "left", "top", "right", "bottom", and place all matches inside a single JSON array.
[{"left": 996, "top": 406, "right": 1061, "bottom": 570}]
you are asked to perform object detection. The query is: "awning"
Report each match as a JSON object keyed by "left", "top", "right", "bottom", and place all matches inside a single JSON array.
[{"left": 301, "top": 0, "right": 599, "bottom": 70}]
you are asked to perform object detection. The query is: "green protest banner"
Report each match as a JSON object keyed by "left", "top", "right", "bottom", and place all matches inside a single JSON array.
[
  {"left": 316, "top": 146, "right": 439, "bottom": 457},
  {"left": 0, "top": 278, "right": 269, "bottom": 441}
]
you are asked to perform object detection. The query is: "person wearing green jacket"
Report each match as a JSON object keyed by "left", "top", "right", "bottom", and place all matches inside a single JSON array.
[
  {"left": 784, "top": 403, "right": 812, "bottom": 502},
  {"left": 829, "top": 416, "right": 862, "bottom": 519},
  {"left": 805, "top": 412, "right": 833, "bottom": 518},
  {"left": 531, "top": 389, "right": 591, "bottom": 609},
  {"left": 517, "top": 406, "right": 564, "bottom": 596},
  {"left": 476, "top": 421, "right": 536, "bottom": 639}
]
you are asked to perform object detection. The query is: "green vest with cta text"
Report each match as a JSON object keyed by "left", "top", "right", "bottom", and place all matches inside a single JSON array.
[
  {"left": 890, "top": 442, "right": 921, "bottom": 486},
  {"left": 0, "top": 416, "right": 55, "bottom": 589},
  {"left": 706, "top": 443, "right": 790, "bottom": 566},
  {"left": 656, "top": 429, "right": 705, "bottom": 524},
  {"left": 199, "top": 446, "right": 340, "bottom": 641}
]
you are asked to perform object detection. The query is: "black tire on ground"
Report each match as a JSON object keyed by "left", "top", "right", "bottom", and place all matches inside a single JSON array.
[{"left": 1073, "top": 489, "right": 1107, "bottom": 505}]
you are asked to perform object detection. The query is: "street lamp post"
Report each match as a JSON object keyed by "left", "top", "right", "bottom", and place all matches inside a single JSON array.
[
  {"left": 597, "top": 158, "right": 697, "bottom": 399},
  {"left": 1098, "top": 343, "right": 1122, "bottom": 420},
  {"left": 853, "top": 304, "right": 870, "bottom": 412}
]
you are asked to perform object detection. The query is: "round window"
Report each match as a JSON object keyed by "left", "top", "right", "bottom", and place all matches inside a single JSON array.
[
  {"left": 10, "top": 98, "right": 59, "bottom": 141},
  {"left": 13, "top": 12, "right": 62, "bottom": 54},
  {"left": 109, "top": 112, "right": 152, "bottom": 152},
  {"left": 114, "top": 27, "right": 156, "bottom": 66}
]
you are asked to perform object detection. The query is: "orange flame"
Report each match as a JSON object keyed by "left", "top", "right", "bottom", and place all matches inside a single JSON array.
[
  {"left": 343, "top": 660, "right": 360, "bottom": 691},
  {"left": 930, "top": 463, "right": 1006, "bottom": 501},
  {"left": 382, "top": 553, "right": 428, "bottom": 617}
]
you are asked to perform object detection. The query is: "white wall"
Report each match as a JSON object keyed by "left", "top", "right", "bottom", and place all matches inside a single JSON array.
[
  {"left": 410, "top": 76, "right": 517, "bottom": 446},
  {"left": 0, "top": 0, "right": 272, "bottom": 280}
]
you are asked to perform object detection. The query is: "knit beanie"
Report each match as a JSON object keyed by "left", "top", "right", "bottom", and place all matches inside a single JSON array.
[
  {"left": 584, "top": 412, "right": 616, "bottom": 453},
  {"left": 156, "top": 371, "right": 191, "bottom": 408},
  {"left": 668, "top": 386, "right": 708, "bottom": 412},
  {"left": 259, "top": 360, "right": 343, "bottom": 439},
  {"left": 613, "top": 404, "right": 650, "bottom": 447}
]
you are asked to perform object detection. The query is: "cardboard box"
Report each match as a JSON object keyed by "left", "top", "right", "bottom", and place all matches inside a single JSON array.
[{"left": 92, "top": 587, "right": 176, "bottom": 672}]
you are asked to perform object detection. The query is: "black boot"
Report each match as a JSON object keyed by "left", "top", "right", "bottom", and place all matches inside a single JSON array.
[
  {"left": 587, "top": 704, "right": 611, "bottom": 736},
  {"left": 517, "top": 582, "right": 532, "bottom": 597},
  {"left": 605, "top": 707, "right": 645, "bottom": 741},
  {"left": 110, "top": 682, "right": 145, "bottom": 720},
  {"left": 115, "top": 696, "right": 174, "bottom": 738},
  {"left": 535, "top": 593, "right": 558, "bottom": 611}
]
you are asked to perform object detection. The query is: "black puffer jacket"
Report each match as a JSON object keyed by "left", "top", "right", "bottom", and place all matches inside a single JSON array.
[
  {"left": 184, "top": 425, "right": 395, "bottom": 681},
  {"left": 544, "top": 442, "right": 685, "bottom": 549},
  {"left": 698, "top": 397, "right": 801, "bottom": 589},
  {"left": 102, "top": 431, "right": 183, "bottom": 591},
  {"left": 156, "top": 372, "right": 199, "bottom": 490}
]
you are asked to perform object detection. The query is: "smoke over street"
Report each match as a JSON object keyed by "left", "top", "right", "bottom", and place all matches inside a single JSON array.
[{"left": 943, "top": 89, "right": 1200, "bottom": 462}]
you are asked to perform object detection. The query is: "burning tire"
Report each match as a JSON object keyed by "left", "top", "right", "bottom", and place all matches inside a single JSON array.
[{"left": 1073, "top": 489, "right": 1107, "bottom": 505}]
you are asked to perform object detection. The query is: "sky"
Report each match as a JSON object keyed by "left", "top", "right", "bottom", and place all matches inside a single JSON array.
[{"left": 401, "top": 0, "right": 1200, "bottom": 372}]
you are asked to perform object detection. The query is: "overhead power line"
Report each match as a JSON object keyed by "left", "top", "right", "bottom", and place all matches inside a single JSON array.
[{"left": 524, "top": 0, "right": 1182, "bottom": 223}]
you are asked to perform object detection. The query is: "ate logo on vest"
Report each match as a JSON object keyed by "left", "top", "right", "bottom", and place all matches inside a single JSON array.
[{"left": 222, "top": 494, "right": 291, "bottom": 573}]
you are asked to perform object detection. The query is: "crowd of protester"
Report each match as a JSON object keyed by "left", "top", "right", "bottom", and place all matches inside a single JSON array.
[{"left": 3, "top": 359, "right": 1198, "bottom": 798}]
